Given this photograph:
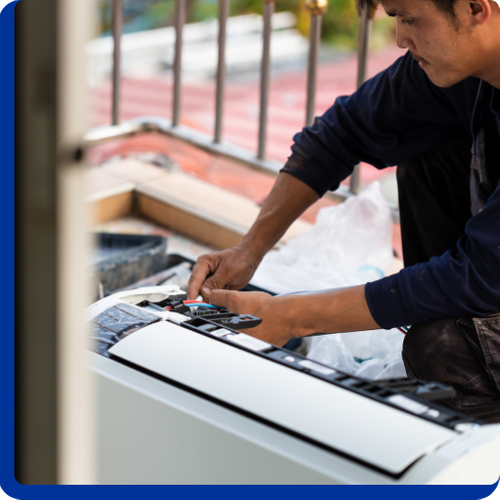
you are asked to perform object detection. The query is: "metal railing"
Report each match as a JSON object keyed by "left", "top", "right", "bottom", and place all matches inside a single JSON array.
[
  {"left": 85, "top": 0, "right": 377, "bottom": 201},
  {"left": 111, "top": 0, "right": 123, "bottom": 125},
  {"left": 349, "top": 3, "right": 376, "bottom": 195}
]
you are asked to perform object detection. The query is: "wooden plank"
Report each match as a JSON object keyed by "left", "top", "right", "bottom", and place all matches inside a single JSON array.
[
  {"left": 137, "top": 193, "right": 243, "bottom": 249},
  {"left": 139, "top": 171, "right": 311, "bottom": 244},
  {"left": 89, "top": 190, "right": 134, "bottom": 225},
  {"left": 85, "top": 163, "right": 312, "bottom": 248}
]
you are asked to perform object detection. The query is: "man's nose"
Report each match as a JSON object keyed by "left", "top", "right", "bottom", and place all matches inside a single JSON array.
[{"left": 395, "top": 22, "right": 413, "bottom": 49}]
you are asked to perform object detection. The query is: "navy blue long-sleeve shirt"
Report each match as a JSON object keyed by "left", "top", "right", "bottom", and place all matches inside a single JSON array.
[{"left": 282, "top": 51, "right": 500, "bottom": 329}]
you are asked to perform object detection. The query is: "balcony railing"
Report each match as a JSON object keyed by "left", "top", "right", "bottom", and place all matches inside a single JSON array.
[{"left": 84, "top": 0, "right": 378, "bottom": 204}]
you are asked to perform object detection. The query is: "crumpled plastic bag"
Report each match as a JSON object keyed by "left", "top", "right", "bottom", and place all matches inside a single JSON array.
[
  {"left": 251, "top": 181, "right": 395, "bottom": 293},
  {"left": 249, "top": 181, "right": 406, "bottom": 380},
  {"left": 307, "top": 329, "right": 407, "bottom": 380}
]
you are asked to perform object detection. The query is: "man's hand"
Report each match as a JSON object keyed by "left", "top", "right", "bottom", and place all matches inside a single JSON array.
[
  {"left": 208, "top": 285, "right": 380, "bottom": 346},
  {"left": 209, "top": 290, "right": 298, "bottom": 346},
  {"left": 187, "top": 247, "right": 259, "bottom": 301},
  {"left": 187, "top": 173, "right": 320, "bottom": 301}
]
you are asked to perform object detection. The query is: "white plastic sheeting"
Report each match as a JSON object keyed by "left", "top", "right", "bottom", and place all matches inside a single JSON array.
[
  {"left": 251, "top": 182, "right": 395, "bottom": 293},
  {"left": 250, "top": 182, "right": 406, "bottom": 380},
  {"left": 308, "top": 329, "right": 407, "bottom": 380}
]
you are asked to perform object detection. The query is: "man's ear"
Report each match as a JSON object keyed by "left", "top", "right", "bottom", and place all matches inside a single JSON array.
[{"left": 467, "top": 0, "right": 492, "bottom": 25}]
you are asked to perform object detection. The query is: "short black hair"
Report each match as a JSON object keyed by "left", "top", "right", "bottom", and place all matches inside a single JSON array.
[{"left": 357, "top": 0, "right": 458, "bottom": 18}]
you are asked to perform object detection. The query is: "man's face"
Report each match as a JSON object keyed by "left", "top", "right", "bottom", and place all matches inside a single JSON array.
[{"left": 381, "top": 0, "right": 485, "bottom": 87}]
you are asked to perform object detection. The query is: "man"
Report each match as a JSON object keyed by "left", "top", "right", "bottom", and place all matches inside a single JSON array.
[{"left": 187, "top": 0, "right": 500, "bottom": 422}]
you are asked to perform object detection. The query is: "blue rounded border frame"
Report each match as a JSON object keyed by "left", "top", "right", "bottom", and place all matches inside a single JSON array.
[{"left": 1, "top": 0, "right": 499, "bottom": 497}]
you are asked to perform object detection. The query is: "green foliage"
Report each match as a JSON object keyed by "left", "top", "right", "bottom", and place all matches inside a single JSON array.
[
  {"left": 229, "top": 0, "right": 262, "bottom": 16},
  {"left": 190, "top": 0, "right": 395, "bottom": 50},
  {"left": 321, "top": 0, "right": 360, "bottom": 48},
  {"left": 143, "top": 0, "right": 176, "bottom": 27},
  {"left": 96, "top": 0, "right": 395, "bottom": 50}
]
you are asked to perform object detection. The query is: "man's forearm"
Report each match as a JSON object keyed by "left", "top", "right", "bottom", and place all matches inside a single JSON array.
[
  {"left": 237, "top": 172, "right": 319, "bottom": 262},
  {"left": 282, "top": 285, "right": 380, "bottom": 336},
  {"left": 210, "top": 285, "right": 381, "bottom": 346}
]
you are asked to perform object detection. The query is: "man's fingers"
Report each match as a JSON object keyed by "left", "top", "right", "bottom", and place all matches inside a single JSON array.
[
  {"left": 209, "top": 289, "right": 240, "bottom": 312},
  {"left": 199, "top": 274, "right": 227, "bottom": 301},
  {"left": 187, "top": 247, "right": 257, "bottom": 300},
  {"left": 187, "top": 260, "right": 211, "bottom": 300}
]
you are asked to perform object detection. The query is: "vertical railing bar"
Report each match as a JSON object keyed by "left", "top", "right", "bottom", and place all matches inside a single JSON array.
[
  {"left": 173, "top": 0, "right": 186, "bottom": 127},
  {"left": 356, "top": 4, "right": 371, "bottom": 88},
  {"left": 214, "top": 0, "right": 230, "bottom": 143},
  {"left": 305, "top": 14, "right": 322, "bottom": 127},
  {"left": 111, "top": 0, "right": 123, "bottom": 126},
  {"left": 349, "top": 4, "right": 372, "bottom": 195},
  {"left": 257, "top": 0, "right": 274, "bottom": 160},
  {"left": 348, "top": 163, "right": 362, "bottom": 195},
  {"left": 304, "top": 0, "right": 327, "bottom": 127}
]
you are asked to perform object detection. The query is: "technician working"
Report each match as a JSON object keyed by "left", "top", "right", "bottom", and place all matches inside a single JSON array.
[{"left": 187, "top": 0, "right": 500, "bottom": 422}]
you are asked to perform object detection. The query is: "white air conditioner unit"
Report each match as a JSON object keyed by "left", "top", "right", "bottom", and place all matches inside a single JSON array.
[{"left": 86, "top": 286, "right": 500, "bottom": 485}]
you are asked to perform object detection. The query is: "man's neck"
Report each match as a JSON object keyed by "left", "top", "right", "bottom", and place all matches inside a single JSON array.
[
  {"left": 476, "top": 26, "right": 500, "bottom": 89},
  {"left": 481, "top": 63, "right": 500, "bottom": 90}
]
